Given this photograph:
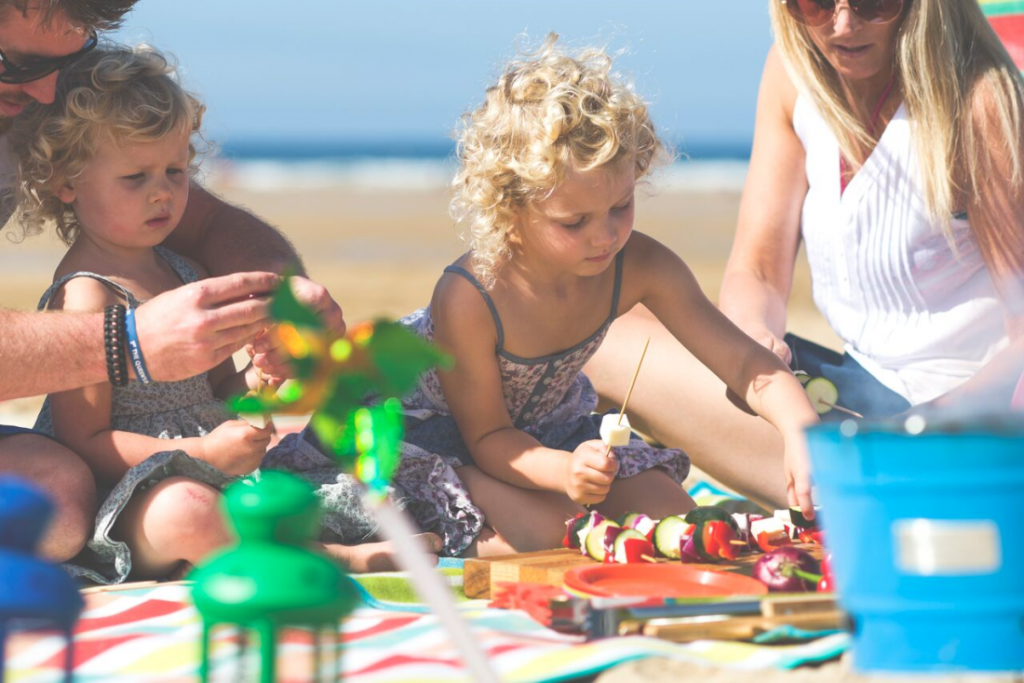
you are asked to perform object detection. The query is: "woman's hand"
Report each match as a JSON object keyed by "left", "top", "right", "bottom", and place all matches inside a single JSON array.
[
  {"left": 782, "top": 428, "right": 815, "bottom": 521},
  {"left": 564, "top": 439, "right": 619, "bottom": 505},
  {"left": 199, "top": 419, "right": 272, "bottom": 475}
]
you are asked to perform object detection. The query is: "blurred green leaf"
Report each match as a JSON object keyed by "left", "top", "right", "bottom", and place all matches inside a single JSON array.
[{"left": 270, "top": 278, "right": 323, "bottom": 330}]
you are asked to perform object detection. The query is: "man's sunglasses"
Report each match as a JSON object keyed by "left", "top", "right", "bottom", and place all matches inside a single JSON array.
[
  {"left": 0, "top": 32, "right": 97, "bottom": 85},
  {"left": 782, "top": 0, "right": 905, "bottom": 27}
]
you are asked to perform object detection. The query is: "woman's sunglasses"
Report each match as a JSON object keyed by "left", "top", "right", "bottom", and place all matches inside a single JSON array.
[
  {"left": 0, "top": 32, "right": 97, "bottom": 85},
  {"left": 781, "top": 0, "right": 905, "bottom": 27}
]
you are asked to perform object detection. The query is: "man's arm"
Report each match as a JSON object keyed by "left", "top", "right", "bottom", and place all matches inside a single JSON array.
[
  {"left": 163, "top": 183, "right": 305, "bottom": 277},
  {"left": 163, "top": 184, "right": 344, "bottom": 339},
  {"left": 0, "top": 308, "right": 105, "bottom": 401},
  {"left": 1, "top": 272, "right": 279, "bottom": 401}
]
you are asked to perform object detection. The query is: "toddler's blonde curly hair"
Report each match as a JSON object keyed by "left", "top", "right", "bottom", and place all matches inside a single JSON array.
[
  {"left": 11, "top": 43, "right": 205, "bottom": 245},
  {"left": 451, "top": 34, "right": 668, "bottom": 288}
]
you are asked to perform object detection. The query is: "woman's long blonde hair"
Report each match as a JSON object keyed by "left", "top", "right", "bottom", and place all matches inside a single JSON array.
[
  {"left": 450, "top": 33, "right": 668, "bottom": 288},
  {"left": 770, "top": 0, "right": 1024, "bottom": 234}
]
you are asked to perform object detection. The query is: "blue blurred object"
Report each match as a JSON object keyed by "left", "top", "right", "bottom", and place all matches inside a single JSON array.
[
  {"left": 0, "top": 477, "right": 84, "bottom": 683},
  {"left": 806, "top": 416, "right": 1024, "bottom": 673}
]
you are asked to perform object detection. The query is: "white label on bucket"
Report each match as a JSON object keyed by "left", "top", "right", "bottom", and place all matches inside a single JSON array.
[{"left": 893, "top": 519, "right": 1002, "bottom": 576}]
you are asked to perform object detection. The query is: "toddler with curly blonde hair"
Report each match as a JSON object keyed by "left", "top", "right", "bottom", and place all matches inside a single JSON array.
[
  {"left": 314, "top": 35, "right": 822, "bottom": 557},
  {"left": 12, "top": 44, "right": 438, "bottom": 582}
]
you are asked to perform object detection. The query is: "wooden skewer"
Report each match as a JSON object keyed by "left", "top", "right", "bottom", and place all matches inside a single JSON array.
[
  {"left": 248, "top": 347, "right": 276, "bottom": 431},
  {"left": 81, "top": 579, "right": 192, "bottom": 594},
  {"left": 603, "top": 336, "right": 652, "bottom": 458},
  {"left": 640, "top": 554, "right": 671, "bottom": 563},
  {"left": 729, "top": 540, "right": 749, "bottom": 546},
  {"left": 819, "top": 399, "right": 863, "bottom": 419}
]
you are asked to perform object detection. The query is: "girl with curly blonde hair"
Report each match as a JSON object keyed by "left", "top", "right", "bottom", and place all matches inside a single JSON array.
[
  {"left": 371, "top": 35, "right": 821, "bottom": 557},
  {"left": 12, "top": 44, "right": 433, "bottom": 583}
]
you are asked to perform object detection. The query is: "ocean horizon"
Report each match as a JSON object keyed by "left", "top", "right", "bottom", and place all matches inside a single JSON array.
[{"left": 207, "top": 137, "right": 752, "bottom": 193}]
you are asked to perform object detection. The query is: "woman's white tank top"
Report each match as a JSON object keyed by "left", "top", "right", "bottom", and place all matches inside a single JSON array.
[{"left": 793, "top": 95, "right": 1008, "bottom": 404}]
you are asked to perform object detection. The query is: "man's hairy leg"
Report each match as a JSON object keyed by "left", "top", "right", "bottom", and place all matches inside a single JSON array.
[{"left": 0, "top": 434, "right": 97, "bottom": 561}]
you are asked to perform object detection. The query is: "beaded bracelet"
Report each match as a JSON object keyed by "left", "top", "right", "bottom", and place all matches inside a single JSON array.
[{"left": 103, "top": 304, "right": 128, "bottom": 387}]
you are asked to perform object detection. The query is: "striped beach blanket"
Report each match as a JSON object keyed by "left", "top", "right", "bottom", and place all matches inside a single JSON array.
[{"left": 4, "top": 580, "right": 847, "bottom": 682}]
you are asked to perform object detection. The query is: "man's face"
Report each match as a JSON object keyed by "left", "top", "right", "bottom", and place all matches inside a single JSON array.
[{"left": 0, "top": 7, "right": 89, "bottom": 125}]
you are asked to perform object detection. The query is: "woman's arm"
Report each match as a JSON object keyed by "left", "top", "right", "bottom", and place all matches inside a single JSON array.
[
  {"left": 719, "top": 46, "right": 808, "bottom": 363},
  {"left": 431, "top": 273, "right": 576, "bottom": 494}
]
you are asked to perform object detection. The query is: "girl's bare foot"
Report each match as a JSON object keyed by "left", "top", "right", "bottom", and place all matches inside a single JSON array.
[{"left": 322, "top": 532, "right": 442, "bottom": 573}]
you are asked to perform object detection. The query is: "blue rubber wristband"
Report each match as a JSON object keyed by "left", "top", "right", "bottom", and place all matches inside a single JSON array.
[{"left": 124, "top": 307, "right": 152, "bottom": 385}]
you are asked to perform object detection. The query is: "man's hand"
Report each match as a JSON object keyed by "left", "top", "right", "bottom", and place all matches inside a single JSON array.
[
  {"left": 290, "top": 275, "right": 346, "bottom": 335},
  {"left": 250, "top": 275, "right": 346, "bottom": 380},
  {"left": 565, "top": 439, "right": 619, "bottom": 506},
  {"left": 135, "top": 272, "right": 280, "bottom": 382}
]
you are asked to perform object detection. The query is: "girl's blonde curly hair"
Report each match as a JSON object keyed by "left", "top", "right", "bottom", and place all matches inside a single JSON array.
[
  {"left": 11, "top": 43, "right": 205, "bottom": 245},
  {"left": 451, "top": 34, "right": 668, "bottom": 288}
]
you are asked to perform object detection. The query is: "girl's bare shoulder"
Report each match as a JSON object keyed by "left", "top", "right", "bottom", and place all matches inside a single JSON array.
[{"left": 430, "top": 255, "right": 499, "bottom": 340}]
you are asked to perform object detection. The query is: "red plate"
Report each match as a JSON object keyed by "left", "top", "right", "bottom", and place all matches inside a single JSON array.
[{"left": 563, "top": 563, "right": 768, "bottom": 598}]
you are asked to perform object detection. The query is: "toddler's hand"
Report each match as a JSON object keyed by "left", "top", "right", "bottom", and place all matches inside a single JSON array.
[
  {"left": 565, "top": 439, "right": 619, "bottom": 506},
  {"left": 201, "top": 419, "right": 272, "bottom": 475},
  {"left": 247, "top": 333, "right": 292, "bottom": 387}
]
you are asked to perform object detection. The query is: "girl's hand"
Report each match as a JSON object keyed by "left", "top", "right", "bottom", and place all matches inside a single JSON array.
[
  {"left": 565, "top": 439, "right": 619, "bottom": 505},
  {"left": 782, "top": 429, "right": 815, "bottom": 521},
  {"left": 745, "top": 326, "right": 792, "bottom": 366},
  {"left": 200, "top": 419, "right": 272, "bottom": 475}
]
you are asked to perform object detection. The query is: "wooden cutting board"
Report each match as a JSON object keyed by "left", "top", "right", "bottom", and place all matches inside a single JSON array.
[
  {"left": 463, "top": 543, "right": 824, "bottom": 599},
  {"left": 464, "top": 549, "right": 595, "bottom": 599}
]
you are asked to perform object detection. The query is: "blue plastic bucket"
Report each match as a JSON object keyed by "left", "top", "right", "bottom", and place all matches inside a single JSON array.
[{"left": 806, "top": 416, "right": 1024, "bottom": 673}]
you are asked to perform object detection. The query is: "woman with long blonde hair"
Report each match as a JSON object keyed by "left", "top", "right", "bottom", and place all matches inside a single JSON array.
[{"left": 585, "top": 0, "right": 1024, "bottom": 513}]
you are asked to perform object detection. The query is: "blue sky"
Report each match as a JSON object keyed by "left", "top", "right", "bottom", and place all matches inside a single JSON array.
[{"left": 112, "top": 2, "right": 775, "bottom": 150}]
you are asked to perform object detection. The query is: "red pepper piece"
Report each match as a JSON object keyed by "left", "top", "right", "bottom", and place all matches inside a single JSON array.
[
  {"left": 798, "top": 528, "right": 824, "bottom": 545},
  {"left": 623, "top": 538, "right": 655, "bottom": 564},
  {"left": 701, "top": 520, "right": 740, "bottom": 561},
  {"left": 817, "top": 552, "right": 835, "bottom": 592},
  {"left": 756, "top": 529, "right": 792, "bottom": 553}
]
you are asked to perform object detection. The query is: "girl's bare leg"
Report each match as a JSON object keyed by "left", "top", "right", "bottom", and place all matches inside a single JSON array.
[
  {"left": 113, "top": 477, "right": 234, "bottom": 580},
  {"left": 456, "top": 465, "right": 585, "bottom": 556},
  {"left": 596, "top": 468, "right": 696, "bottom": 521},
  {"left": 584, "top": 305, "right": 788, "bottom": 510},
  {"left": 321, "top": 533, "right": 442, "bottom": 573}
]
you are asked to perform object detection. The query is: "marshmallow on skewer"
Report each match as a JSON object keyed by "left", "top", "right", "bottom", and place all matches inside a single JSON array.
[{"left": 600, "top": 413, "right": 632, "bottom": 447}]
